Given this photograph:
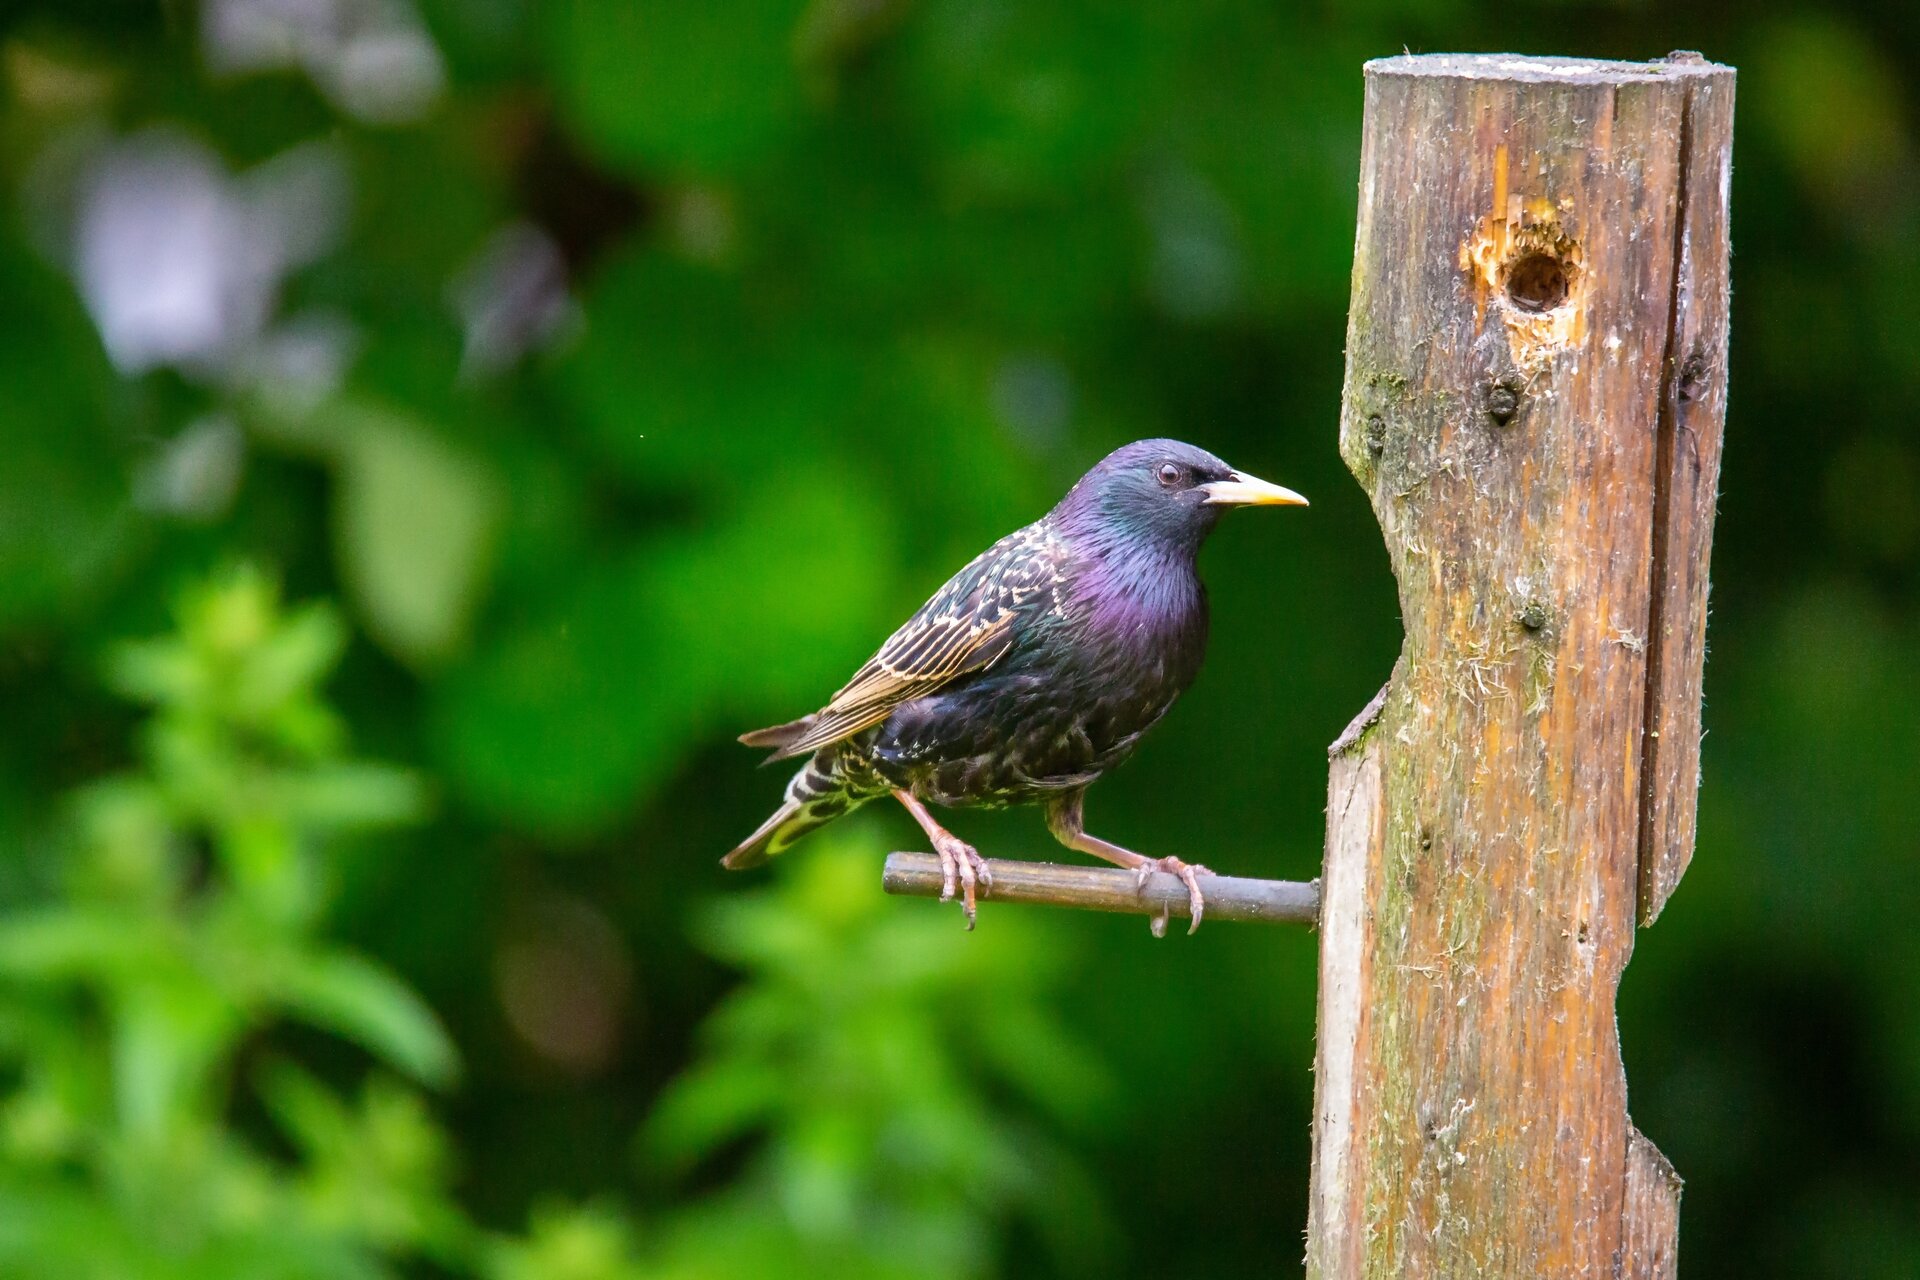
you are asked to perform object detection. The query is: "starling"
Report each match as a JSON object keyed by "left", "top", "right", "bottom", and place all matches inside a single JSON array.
[{"left": 724, "top": 439, "right": 1306, "bottom": 934}]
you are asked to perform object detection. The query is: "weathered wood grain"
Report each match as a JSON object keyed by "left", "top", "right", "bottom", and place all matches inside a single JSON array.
[
  {"left": 1306, "top": 53, "right": 1733, "bottom": 1279},
  {"left": 1620, "top": 1128, "right": 1684, "bottom": 1280}
]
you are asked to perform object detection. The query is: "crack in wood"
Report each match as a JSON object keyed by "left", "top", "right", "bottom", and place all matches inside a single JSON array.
[{"left": 1635, "top": 82, "right": 1696, "bottom": 927}]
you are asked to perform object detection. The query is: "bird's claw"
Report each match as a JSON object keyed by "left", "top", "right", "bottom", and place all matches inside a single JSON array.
[
  {"left": 1136, "top": 856, "right": 1211, "bottom": 937},
  {"left": 932, "top": 835, "right": 991, "bottom": 930}
]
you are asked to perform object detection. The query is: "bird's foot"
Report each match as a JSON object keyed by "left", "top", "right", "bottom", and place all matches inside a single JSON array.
[
  {"left": 1135, "top": 856, "right": 1212, "bottom": 937},
  {"left": 931, "top": 832, "right": 992, "bottom": 930}
]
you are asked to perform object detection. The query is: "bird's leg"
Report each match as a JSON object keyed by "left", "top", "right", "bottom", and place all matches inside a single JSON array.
[
  {"left": 1045, "top": 792, "right": 1211, "bottom": 937},
  {"left": 893, "top": 790, "right": 991, "bottom": 929}
]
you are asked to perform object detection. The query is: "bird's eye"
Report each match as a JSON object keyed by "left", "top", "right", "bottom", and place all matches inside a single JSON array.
[{"left": 1157, "top": 463, "right": 1183, "bottom": 488}]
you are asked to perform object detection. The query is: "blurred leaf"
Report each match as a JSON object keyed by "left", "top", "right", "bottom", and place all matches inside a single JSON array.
[
  {"left": 106, "top": 570, "right": 351, "bottom": 746},
  {"left": 279, "top": 763, "right": 432, "bottom": 830},
  {"left": 101, "top": 633, "right": 204, "bottom": 708},
  {"left": 332, "top": 404, "right": 506, "bottom": 669},
  {"left": 271, "top": 950, "right": 458, "bottom": 1086},
  {"left": 428, "top": 550, "right": 694, "bottom": 835},
  {"left": 232, "top": 602, "right": 351, "bottom": 730},
  {"left": 111, "top": 975, "right": 235, "bottom": 1140},
  {"left": 483, "top": 1201, "right": 653, "bottom": 1280},
  {"left": 261, "top": 1063, "right": 464, "bottom": 1256},
  {"left": 67, "top": 776, "right": 176, "bottom": 901},
  {"left": 638, "top": 1057, "right": 785, "bottom": 1173},
  {"left": 0, "top": 908, "right": 165, "bottom": 980}
]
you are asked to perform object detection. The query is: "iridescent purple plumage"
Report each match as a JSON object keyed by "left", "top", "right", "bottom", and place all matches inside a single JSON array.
[{"left": 726, "top": 438, "right": 1307, "bottom": 933}]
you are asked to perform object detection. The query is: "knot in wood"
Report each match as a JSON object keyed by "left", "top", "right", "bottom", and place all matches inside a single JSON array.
[
  {"left": 1676, "top": 352, "right": 1709, "bottom": 404},
  {"left": 1487, "top": 382, "right": 1522, "bottom": 425}
]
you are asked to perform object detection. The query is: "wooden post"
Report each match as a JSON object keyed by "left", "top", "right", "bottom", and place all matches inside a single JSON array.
[{"left": 1307, "top": 53, "right": 1733, "bottom": 1279}]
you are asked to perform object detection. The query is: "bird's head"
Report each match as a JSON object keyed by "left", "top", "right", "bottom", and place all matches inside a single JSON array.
[{"left": 1054, "top": 438, "right": 1307, "bottom": 557}]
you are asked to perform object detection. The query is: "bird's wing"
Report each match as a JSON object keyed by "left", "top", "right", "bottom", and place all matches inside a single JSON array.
[{"left": 747, "top": 523, "right": 1061, "bottom": 760}]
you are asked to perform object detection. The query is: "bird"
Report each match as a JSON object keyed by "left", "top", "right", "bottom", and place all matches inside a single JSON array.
[{"left": 723, "top": 438, "right": 1306, "bottom": 934}]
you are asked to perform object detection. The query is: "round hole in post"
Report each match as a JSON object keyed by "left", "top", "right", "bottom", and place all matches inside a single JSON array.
[{"left": 1504, "top": 250, "right": 1571, "bottom": 312}]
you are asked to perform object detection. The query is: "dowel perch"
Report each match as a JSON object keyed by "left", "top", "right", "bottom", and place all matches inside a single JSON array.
[{"left": 882, "top": 853, "right": 1319, "bottom": 926}]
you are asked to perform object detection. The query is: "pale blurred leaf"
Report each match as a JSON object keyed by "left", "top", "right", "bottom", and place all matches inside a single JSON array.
[
  {"left": 279, "top": 763, "right": 432, "bottom": 831},
  {"left": 234, "top": 602, "right": 349, "bottom": 723},
  {"left": 111, "top": 977, "right": 235, "bottom": 1140},
  {"left": 0, "top": 908, "right": 165, "bottom": 979},
  {"left": 334, "top": 406, "right": 504, "bottom": 670}
]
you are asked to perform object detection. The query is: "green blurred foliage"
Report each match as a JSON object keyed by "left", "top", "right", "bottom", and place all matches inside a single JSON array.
[
  {"left": 0, "top": 567, "right": 461, "bottom": 1279},
  {"left": 0, "top": 0, "right": 1916, "bottom": 1277},
  {"left": 0, "top": 570, "right": 1090, "bottom": 1279},
  {"left": 641, "top": 838, "right": 1113, "bottom": 1280}
]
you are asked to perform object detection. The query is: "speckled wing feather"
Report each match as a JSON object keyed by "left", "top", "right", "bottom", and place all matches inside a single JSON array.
[{"left": 743, "top": 522, "right": 1063, "bottom": 761}]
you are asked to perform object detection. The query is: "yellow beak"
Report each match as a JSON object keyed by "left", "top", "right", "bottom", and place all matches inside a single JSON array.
[{"left": 1200, "top": 470, "right": 1309, "bottom": 508}]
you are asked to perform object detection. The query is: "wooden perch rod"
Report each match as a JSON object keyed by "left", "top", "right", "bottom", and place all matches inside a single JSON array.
[{"left": 882, "top": 853, "right": 1319, "bottom": 925}]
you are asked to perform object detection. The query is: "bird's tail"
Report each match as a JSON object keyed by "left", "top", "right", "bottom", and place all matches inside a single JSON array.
[
  {"left": 721, "top": 754, "right": 864, "bottom": 870},
  {"left": 738, "top": 713, "right": 819, "bottom": 763}
]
